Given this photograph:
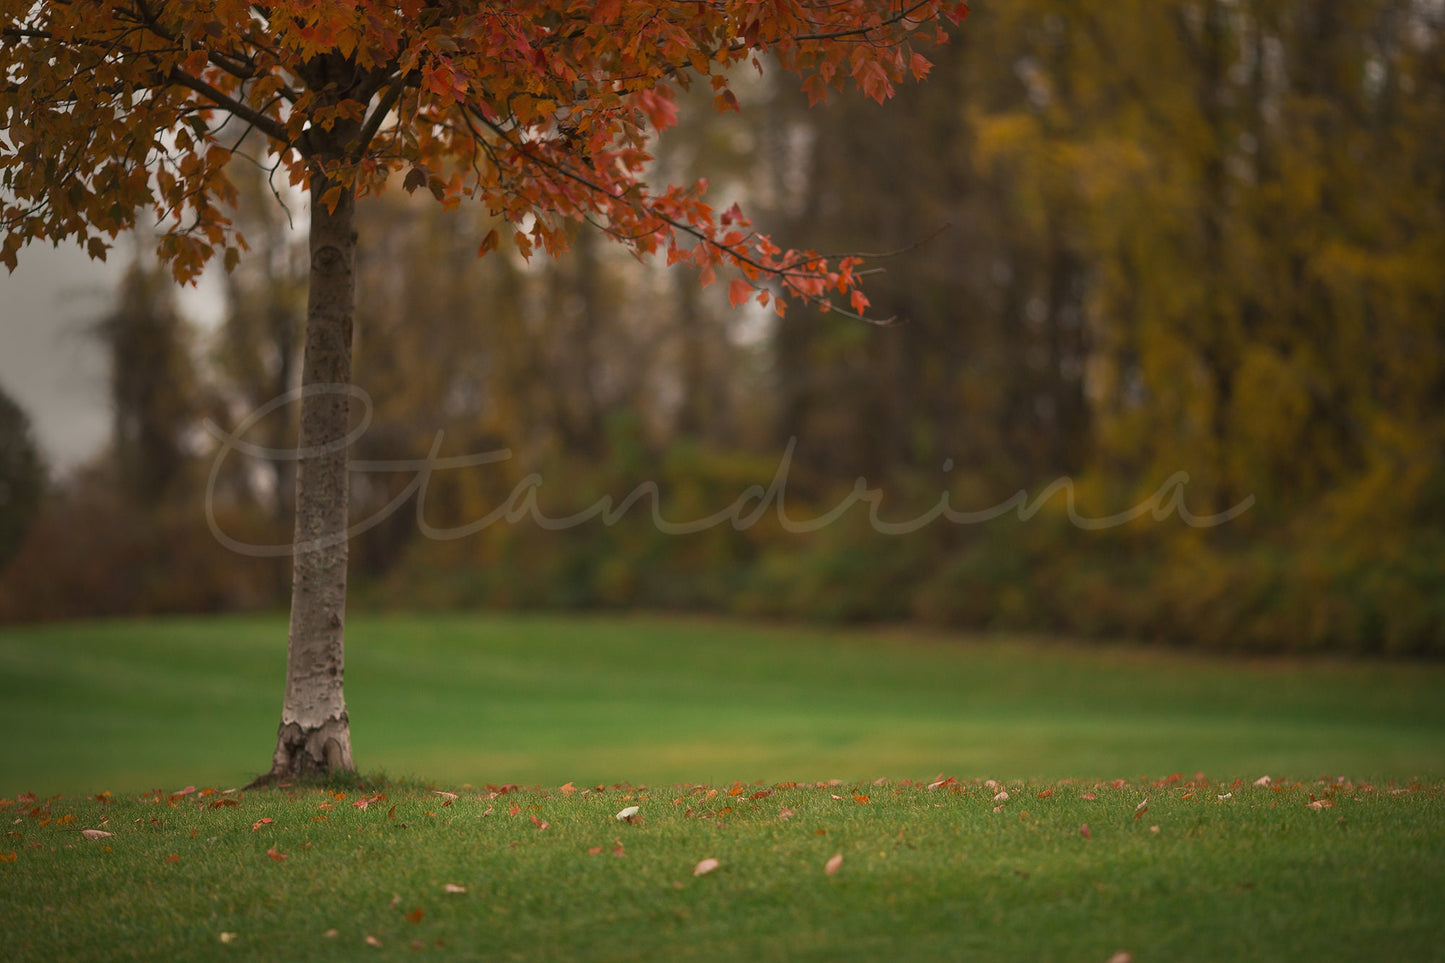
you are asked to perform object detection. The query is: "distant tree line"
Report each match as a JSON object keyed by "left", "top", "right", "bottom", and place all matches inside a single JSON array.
[{"left": 2, "top": 0, "right": 1440, "bottom": 653}]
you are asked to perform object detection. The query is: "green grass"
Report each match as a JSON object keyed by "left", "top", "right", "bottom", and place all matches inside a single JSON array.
[
  {"left": 1, "top": 613, "right": 1443, "bottom": 795},
  {"left": 2, "top": 613, "right": 1444, "bottom": 959},
  {"left": 3, "top": 776, "right": 1443, "bottom": 961}
]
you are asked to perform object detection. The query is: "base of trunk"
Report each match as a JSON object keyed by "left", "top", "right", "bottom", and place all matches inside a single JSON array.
[{"left": 245, "top": 715, "right": 354, "bottom": 789}]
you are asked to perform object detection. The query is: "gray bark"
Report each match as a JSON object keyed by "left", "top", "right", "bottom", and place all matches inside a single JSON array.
[{"left": 249, "top": 169, "right": 357, "bottom": 786}]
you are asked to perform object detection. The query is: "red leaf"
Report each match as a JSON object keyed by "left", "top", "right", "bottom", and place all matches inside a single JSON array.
[
  {"left": 530, "top": 814, "right": 549, "bottom": 830},
  {"left": 265, "top": 847, "right": 287, "bottom": 862},
  {"left": 728, "top": 277, "right": 752, "bottom": 308},
  {"left": 403, "top": 907, "right": 425, "bottom": 924},
  {"left": 251, "top": 818, "right": 273, "bottom": 832},
  {"left": 1080, "top": 824, "right": 1092, "bottom": 839},
  {"left": 164, "top": 854, "right": 179, "bottom": 863}
]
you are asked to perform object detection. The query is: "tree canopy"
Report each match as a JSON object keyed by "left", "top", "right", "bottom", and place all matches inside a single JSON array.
[{"left": 3, "top": 0, "right": 965, "bottom": 316}]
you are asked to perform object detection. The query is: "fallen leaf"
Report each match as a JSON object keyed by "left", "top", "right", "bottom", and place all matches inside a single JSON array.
[
  {"left": 1254, "top": 776, "right": 1272, "bottom": 787},
  {"left": 559, "top": 782, "right": 578, "bottom": 795},
  {"left": 1079, "top": 793, "right": 1096, "bottom": 801},
  {"left": 1217, "top": 792, "right": 1233, "bottom": 801},
  {"left": 508, "top": 804, "right": 521, "bottom": 817},
  {"left": 265, "top": 847, "right": 287, "bottom": 862},
  {"left": 588, "top": 846, "right": 603, "bottom": 856},
  {"left": 365, "top": 935, "right": 382, "bottom": 947},
  {"left": 1134, "top": 799, "right": 1149, "bottom": 820},
  {"left": 693, "top": 857, "right": 720, "bottom": 876},
  {"left": 218, "top": 932, "right": 237, "bottom": 944},
  {"left": 853, "top": 794, "right": 870, "bottom": 804},
  {"left": 1036, "top": 789, "right": 1054, "bottom": 799},
  {"left": 824, "top": 853, "right": 843, "bottom": 876},
  {"left": 615, "top": 806, "right": 641, "bottom": 823},
  {"left": 1307, "top": 800, "right": 1336, "bottom": 810},
  {"left": 323, "top": 928, "right": 339, "bottom": 939},
  {"left": 251, "top": 818, "right": 273, "bottom": 832},
  {"left": 389, "top": 894, "right": 402, "bottom": 909},
  {"left": 994, "top": 790, "right": 1010, "bottom": 802},
  {"left": 0, "top": 852, "right": 15, "bottom": 862},
  {"left": 164, "top": 854, "right": 179, "bottom": 863},
  {"left": 443, "top": 883, "right": 467, "bottom": 894},
  {"left": 433, "top": 791, "right": 458, "bottom": 801},
  {"left": 778, "top": 807, "right": 795, "bottom": 820},
  {"left": 927, "top": 775, "right": 956, "bottom": 790},
  {"left": 1107, "top": 952, "right": 1133, "bottom": 963},
  {"left": 80, "top": 829, "right": 113, "bottom": 840},
  {"left": 403, "top": 907, "right": 425, "bottom": 924},
  {"left": 1080, "top": 824, "right": 1092, "bottom": 839},
  {"left": 1181, "top": 792, "right": 1196, "bottom": 800},
  {"left": 530, "top": 814, "right": 549, "bottom": 830}
]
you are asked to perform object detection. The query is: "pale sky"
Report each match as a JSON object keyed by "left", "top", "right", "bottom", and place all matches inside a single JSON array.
[
  {"left": 0, "top": 236, "right": 224, "bottom": 475},
  {"left": 0, "top": 241, "right": 119, "bottom": 473}
]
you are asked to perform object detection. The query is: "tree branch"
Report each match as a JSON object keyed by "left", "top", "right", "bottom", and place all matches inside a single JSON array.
[{"left": 166, "top": 66, "right": 292, "bottom": 151}]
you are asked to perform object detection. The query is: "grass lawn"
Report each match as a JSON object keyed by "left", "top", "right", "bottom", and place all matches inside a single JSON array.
[
  {"left": 1, "top": 613, "right": 1443, "bottom": 960},
  {"left": 1, "top": 613, "right": 1443, "bottom": 793}
]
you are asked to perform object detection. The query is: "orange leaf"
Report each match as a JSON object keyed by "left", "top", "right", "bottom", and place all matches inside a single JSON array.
[
  {"left": 530, "top": 814, "right": 549, "bottom": 830},
  {"left": 853, "top": 794, "right": 870, "bottom": 804},
  {"left": 165, "top": 854, "right": 179, "bottom": 863},
  {"left": 403, "top": 907, "right": 424, "bottom": 924},
  {"left": 728, "top": 278, "right": 752, "bottom": 308},
  {"left": 252, "top": 818, "right": 273, "bottom": 832},
  {"left": 693, "top": 857, "right": 720, "bottom": 876},
  {"left": 266, "top": 847, "right": 287, "bottom": 862}
]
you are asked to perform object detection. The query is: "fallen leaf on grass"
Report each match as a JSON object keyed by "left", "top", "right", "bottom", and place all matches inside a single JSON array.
[
  {"left": 1107, "top": 952, "right": 1133, "bottom": 963},
  {"left": 1217, "top": 793, "right": 1233, "bottom": 801},
  {"left": 1307, "top": 800, "right": 1336, "bottom": 810},
  {"left": 1254, "top": 776, "right": 1272, "bottom": 787},
  {"left": 443, "top": 883, "right": 466, "bottom": 894},
  {"left": 265, "top": 847, "right": 287, "bottom": 862},
  {"left": 1080, "top": 824, "right": 1092, "bottom": 839},
  {"left": 0, "top": 852, "right": 16, "bottom": 862},
  {"left": 164, "top": 854, "right": 179, "bottom": 863},
  {"left": 824, "top": 853, "right": 843, "bottom": 876},
  {"left": 218, "top": 932, "right": 237, "bottom": 944},
  {"left": 1134, "top": 799, "right": 1149, "bottom": 819},
  {"left": 853, "top": 794, "right": 870, "bottom": 804},
  {"left": 693, "top": 857, "right": 720, "bottom": 876},
  {"left": 588, "top": 846, "right": 604, "bottom": 856},
  {"left": 1079, "top": 793, "right": 1096, "bottom": 801},
  {"left": 530, "top": 814, "right": 549, "bottom": 830},
  {"left": 365, "top": 935, "right": 382, "bottom": 947},
  {"left": 403, "top": 907, "right": 425, "bottom": 924},
  {"left": 927, "top": 774, "right": 956, "bottom": 790},
  {"left": 778, "top": 807, "right": 795, "bottom": 820},
  {"left": 251, "top": 818, "right": 273, "bottom": 832},
  {"left": 80, "top": 829, "right": 113, "bottom": 840},
  {"left": 994, "top": 791, "right": 1010, "bottom": 802},
  {"left": 615, "top": 806, "right": 641, "bottom": 823},
  {"left": 323, "top": 929, "right": 339, "bottom": 939},
  {"left": 1036, "top": 789, "right": 1054, "bottom": 799}
]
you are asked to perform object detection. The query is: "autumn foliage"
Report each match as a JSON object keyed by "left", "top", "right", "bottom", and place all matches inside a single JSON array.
[{"left": 3, "top": 0, "right": 964, "bottom": 315}]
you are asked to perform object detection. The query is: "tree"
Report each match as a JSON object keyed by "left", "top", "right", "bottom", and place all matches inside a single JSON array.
[
  {"left": 96, "top": 255, "right": 200, "bottom": 505},
  {"left": 2, "top": 0, "right": 968, "bottom": 783},
  {"left": 0, "top": 382, "right": 44, "bottom": 567}
]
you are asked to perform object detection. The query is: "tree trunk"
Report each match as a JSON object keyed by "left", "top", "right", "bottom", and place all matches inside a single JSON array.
[{"left": 249, "top": 170, "right": 357, "bottom": 786}]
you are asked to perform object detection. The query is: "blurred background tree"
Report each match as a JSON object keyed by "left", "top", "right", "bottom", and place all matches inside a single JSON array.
[{"left": 4, "top": 0, "right": 1441, "bottom": 654}]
